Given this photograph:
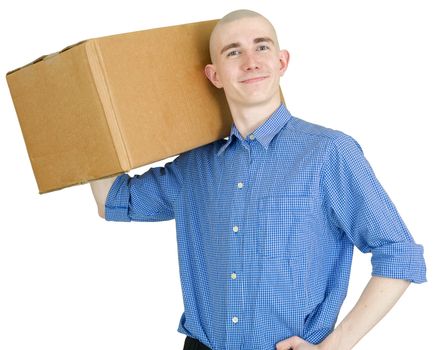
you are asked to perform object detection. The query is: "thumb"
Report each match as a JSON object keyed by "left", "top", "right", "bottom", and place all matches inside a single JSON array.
[{"left": 276, "top": 335, "right": 303, "bottom": 350}]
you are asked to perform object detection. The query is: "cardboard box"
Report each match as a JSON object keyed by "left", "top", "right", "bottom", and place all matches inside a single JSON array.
[{"left": 6, "top": 19, "right": 232, "bottom": 193}]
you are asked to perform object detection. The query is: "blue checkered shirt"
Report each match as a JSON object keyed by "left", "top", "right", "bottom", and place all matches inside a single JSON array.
[{"left": 105, "top": 103, "right": 426, "bottom": 350}]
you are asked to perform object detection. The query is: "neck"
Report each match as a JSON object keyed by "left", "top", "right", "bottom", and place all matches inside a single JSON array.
[{"left": 228, "top": 95, "right": 282, "bottom": 139}]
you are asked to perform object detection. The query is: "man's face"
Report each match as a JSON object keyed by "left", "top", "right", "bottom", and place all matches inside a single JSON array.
[{"left": 205, "top": 16, "right": 289, "bottom": 108}]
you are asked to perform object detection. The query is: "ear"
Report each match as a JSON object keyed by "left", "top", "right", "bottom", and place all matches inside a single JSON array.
[
  {"left": 278, "top": 49, "right": 290, "bottom": 76},
  {"left": 204, "top": 64, "right": 223, "bottom": 89}
]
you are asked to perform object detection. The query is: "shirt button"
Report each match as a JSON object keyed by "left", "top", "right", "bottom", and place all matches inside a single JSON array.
[
  {"left": 237, "top": 182, "right": 244, "bottom": 189},
  {"left": 231, "top": 272, "right": 237, "bottom": 280},
  {"left": 232, "top": 226, "right": 239, "bottom": 233},
  {"left": 249, "top": 134, "right": 255, "bottom": 140},
  {"left": 232, "top": 316, "right": 239, "bottom": 324}
]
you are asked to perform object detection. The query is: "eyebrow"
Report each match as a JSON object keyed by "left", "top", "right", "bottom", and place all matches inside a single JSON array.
[{"left": 220, "top": 37, "right": 275, "bottom": 55}]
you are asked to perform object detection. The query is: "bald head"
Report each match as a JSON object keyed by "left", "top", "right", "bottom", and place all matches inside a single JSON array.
[
  {"left": 209, "top": 9, "right": 280, "bottom": 63},
  {"left": 219, "top": 9, "right": 263, "bottom": 23}
]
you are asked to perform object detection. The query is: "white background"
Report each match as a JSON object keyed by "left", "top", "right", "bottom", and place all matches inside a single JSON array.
[{"left": 0, "top": 1, "right": 432, "bottom": 349}]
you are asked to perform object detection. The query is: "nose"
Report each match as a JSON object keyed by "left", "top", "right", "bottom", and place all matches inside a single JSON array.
[{"left": 242, "top": 52, "right": 261, "bottom": 71}]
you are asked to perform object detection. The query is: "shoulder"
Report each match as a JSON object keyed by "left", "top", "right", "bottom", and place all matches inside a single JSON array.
[
  {"left": 284, "top": 115, "right": 363, "bottom": 155},
  {"left": 285, "top": 115, "right": 345, "bottom": 141},
  {"left": 176, "top": 138, "right": 226, "bottom": 163}
]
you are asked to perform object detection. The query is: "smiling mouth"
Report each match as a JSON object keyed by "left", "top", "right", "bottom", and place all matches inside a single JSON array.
[{"left": 240, "top": 76, "right": 268, "bottom": 84}]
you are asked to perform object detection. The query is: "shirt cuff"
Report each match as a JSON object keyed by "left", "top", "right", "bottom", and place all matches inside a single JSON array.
[
  {"left": 105, "top": 174, "right": 132, "bottom": 222},
  {"left": 371, "top": 241, "right": 427, "bottom": 283}
]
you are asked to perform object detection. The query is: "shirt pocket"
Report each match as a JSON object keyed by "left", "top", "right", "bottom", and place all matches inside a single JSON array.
[{"left": 257, "top": 194, "right": 313, "bottom": 260}]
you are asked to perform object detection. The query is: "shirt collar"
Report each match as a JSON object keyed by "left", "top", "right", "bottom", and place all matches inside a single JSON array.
[{"left": 217, "top": 103, "right": 292, "bottom": 156}]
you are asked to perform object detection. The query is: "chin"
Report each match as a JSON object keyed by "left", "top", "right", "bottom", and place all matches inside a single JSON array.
[
  {"left": 241, "top": 91, "right": 275, "bottom": 105},
  {"left": 226, "top": 85, "right": 280, "bottom": 107}
]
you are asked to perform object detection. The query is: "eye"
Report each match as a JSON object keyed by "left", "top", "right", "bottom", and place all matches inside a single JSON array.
[
  {"left": 257, "top": 45, "right": 270, "bottom": 51},
  {"left": 227, "top": 50, "right": 241, "bottom": 57}
]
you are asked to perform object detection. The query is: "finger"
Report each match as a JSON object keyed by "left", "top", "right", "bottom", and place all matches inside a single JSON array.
[{"left": 276, "top": 335, "right": 302, "bottom": 349}]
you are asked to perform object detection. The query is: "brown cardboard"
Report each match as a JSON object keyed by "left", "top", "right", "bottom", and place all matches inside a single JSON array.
[{"left": 6, "top": 19, "right": 232, "bottom": 193}]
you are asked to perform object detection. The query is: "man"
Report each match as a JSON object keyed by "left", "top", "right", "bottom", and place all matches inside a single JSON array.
[{"left": 90, "top": 9, "right": 426, "bottom": 350}]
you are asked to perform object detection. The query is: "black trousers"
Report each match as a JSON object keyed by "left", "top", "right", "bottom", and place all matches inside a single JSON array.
[{"left": 183, "top": 336, "right": 212, "bottom": 350}]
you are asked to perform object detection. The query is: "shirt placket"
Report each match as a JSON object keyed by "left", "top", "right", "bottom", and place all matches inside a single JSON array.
[{"left": 226, "top": 133, "right": 259, "bottom": 349}]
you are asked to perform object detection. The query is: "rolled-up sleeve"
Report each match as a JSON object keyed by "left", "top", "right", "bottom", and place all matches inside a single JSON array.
[
  {"left": 321, "top": 134, "right": 426, "bottom": 283},
  {"left": 105, "top": 152, "right": 187, "bottom": 222}
]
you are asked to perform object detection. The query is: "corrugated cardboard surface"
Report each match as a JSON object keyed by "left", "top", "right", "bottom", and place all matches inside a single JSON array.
[{"left": 7, "top": 19, "right": 232, "bottom": 193}]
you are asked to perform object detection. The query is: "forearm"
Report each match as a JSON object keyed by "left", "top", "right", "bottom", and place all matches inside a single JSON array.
[
  {"left": 319, "top": 276, "right": 410, "bottom": 350},
  {"left": 89, "top": 175, "right": 118, "bottom": 218}
]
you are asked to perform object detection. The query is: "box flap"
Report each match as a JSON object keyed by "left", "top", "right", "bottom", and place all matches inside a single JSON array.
[
  {"left": 85, "top": 40, "right": 131, "bottom": 171},
  {"left": 6, "top": 40, "right": 88, "bottom": 76}
]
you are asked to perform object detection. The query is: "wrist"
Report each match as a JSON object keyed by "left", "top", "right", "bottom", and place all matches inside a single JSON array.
[{"left": 318, "top": 326, "right": 345, "bottom": 350}]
